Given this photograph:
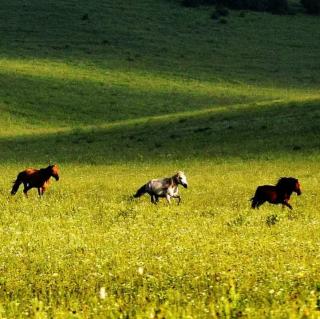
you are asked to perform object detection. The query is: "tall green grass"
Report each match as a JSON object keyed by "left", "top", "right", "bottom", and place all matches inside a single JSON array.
[{"left": 1, "top": 161, "right": 320, "bottom": 317}]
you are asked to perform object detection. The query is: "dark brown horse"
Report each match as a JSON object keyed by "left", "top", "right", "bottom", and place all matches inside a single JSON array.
[
  {"left": 11, "top": 164, "right": 60, "bottom": 197},
  {"left": 251, "top": 177, "right": 301, "bottom": 210}
]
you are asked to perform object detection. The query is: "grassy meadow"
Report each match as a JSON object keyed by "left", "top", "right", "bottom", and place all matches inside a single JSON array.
[{"left": 0, "top": 0, "right": 320, "bottom": 317}]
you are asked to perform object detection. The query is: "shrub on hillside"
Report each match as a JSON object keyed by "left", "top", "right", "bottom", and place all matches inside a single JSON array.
[
  {"left": 182, "top": 0, "right": 216, "bottom": 7},
  {"left": 301, "top": 0, "right": 320, "bottom": 14},
  {"left": 181, "top": 0, "right": 201, "bottom": 7},
  {"left": 219, "top": 17, "right": 228, "bottom": 23},
  {"left": 211, "top": 4, "right": 230, "bottom": 19},
  {"left": 268, "top": 0, "right": 289, "bottom": 14},
  {"left": 215, "top": 4, "right": 230, "bottom": 15},
  {"left": 211, "top": 11, "right": 220, "bottom": 18}
]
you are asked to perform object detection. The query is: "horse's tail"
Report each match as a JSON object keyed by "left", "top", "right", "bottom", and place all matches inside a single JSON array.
[
  {"left": 11, "top": 174, "right": 22, "bottom": 195},
  {"left": 250, "top": 187, "right": 262, "bottom": 208},
  {"left": 250, "top": 197, "right": 258, "bottom": 209},
  {"left": 134, "top": 184, "right": 147, "bottom": 198}
]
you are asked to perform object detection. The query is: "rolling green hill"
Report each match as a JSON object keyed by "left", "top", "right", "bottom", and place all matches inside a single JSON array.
[
  {"left": 0, "top": 0, "right": 319, "bottom": 317},
  {"left": 0, "top": 0, "right": 319, "bottom": 161}
]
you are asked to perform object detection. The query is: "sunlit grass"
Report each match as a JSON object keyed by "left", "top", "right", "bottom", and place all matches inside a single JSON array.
[
  {"left": 0, "top": 57, "right": 319, "bottom": 138},
  {"left": 1, "top": 57, "right": 319, "bottom": 101},
  {"left": 1, "top": 57, "right": 318, "bottom": 98},
  {"left": 0, "top": 161, "right": 320, "bottom": 317}
]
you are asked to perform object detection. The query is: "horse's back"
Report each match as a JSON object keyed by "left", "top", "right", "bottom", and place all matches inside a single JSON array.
[
  {"left": 24, "top": 168, "right": 38, "bottom": 175},
  {"left": 149, "top": 178, "right": 171, "bottom": 195},
  {"left": 19, "top": 168, "right": 38, "bottom": 179},
  {"left": 18, "top": 168, "right": 47, "bottom": 187},
  {"left": 148, "top": 179, "right": 165, "bottom": 195},
  {"left": 254, "top": 185, "right": 277, "bottom": 202},
  {"left": 256, "top": 185, "right": 274, "bottom": 192}
]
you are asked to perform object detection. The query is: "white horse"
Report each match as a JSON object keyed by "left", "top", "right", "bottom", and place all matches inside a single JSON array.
[{"left": 134, "top": 171, "right": 188, "bottom": 204}]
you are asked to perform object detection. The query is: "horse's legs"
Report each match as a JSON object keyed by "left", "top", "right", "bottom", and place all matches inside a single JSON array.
[
  {"left": 165, "top": 194, "right": 171, "bottom": 204},
  {"left": 23, "top": 187, "right": 30, "bottom": 197},
  {"left": 251, "top": 198, "right": 258, "bottom": 209},
  {"left": 173, "top": 195, "right": 181, "bottom": 205},
  {"left": 150, "top": 194, "right": 157, "bottom": 204},
  {"left": 283, "top": 201, "right": 293, "bottom": 210},
  {"left": 256, "top": 200, "right": 265, "bottom": 209},
  {"left": 22, "top": 182, "right": 31, "bottom": 197}
]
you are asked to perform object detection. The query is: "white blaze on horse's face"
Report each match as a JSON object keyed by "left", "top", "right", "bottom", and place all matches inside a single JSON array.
[{"left": 177, "top": 171, "right": 188, "bottom": 188}]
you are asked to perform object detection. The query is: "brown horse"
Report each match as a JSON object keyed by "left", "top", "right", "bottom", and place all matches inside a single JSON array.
[
  {"left": 251, "top": 177, "right": 301, "bottom": 210},
  {"left": 11, "top": 164, "right": 60, "bottom": 197}
]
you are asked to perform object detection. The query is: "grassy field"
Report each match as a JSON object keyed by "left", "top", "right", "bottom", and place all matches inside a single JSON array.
[{"left": 0, "top": 0, "right": 320, "bottom": 317}]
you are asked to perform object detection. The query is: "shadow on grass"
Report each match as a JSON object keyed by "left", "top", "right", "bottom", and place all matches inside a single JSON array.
[
  {"left": 1, "top": 99, "right": 319, "bottom": 164},
  {"left": 0, "top": 70, "right": 255, "bottom": 129},
  {"left": 1, "top": 0, "right": 320, "bottom": 89}
]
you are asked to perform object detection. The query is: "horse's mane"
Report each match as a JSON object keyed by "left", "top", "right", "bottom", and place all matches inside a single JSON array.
[
  {"left": 276, "top": 177, "right": 298, "bottom": 190},
  {"left": 173, "top": 171, "right": 186, "bottom": 183},
  {"left": 39, "top": 165, "right": 58, "bottom": 176},
  {"left": 39, "top": 165, "right": 52, "bottom": 172}
]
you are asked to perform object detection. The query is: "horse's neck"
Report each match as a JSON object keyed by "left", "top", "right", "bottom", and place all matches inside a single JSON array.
[
  {"left": 276, "top": 186, "right": 293, "bottom": 197},
  {"left": 40, "top": 168, "right": 52, "bottom": 180},
  {"left": 286, "top": 190, "right": 293, "bottom": 197},
  {"left": 171, "top": 176, "right": 178, "bottom": 186}
]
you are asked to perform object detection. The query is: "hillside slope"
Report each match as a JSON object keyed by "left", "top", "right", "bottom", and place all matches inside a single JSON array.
[{"left": 0, "top": 0, "right": 319, "bottom": 164}]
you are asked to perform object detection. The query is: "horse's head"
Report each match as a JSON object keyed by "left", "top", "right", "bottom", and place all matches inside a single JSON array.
[
  {"left": 175, "top": 171, "right": 188, "bottom": 188},
  {"left": 294, "top": 179, "right": 302, "bottom": 195},
  {"left": 50, "top": 164, "right": 60, "bottom": 181},
  {"left": 277, "top": 177, "right": 301, "bottom": 195}
]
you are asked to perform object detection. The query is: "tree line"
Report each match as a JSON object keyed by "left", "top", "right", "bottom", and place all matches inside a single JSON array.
[{"left": 181, "top": 0, "right": 320, "bottom": 15}]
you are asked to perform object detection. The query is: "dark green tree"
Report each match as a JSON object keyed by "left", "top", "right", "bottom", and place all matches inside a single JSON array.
[{"left": 301, "top": 0, "right": 320, "bottom": 14}]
